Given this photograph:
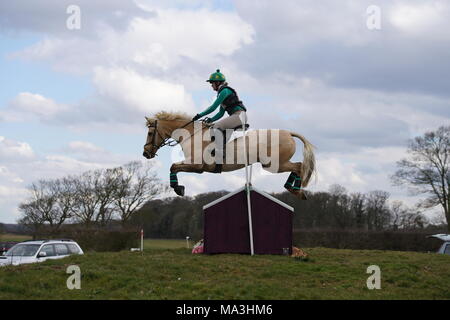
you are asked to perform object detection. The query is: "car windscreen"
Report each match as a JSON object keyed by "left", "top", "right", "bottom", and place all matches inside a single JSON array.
[
  {"left": 5, "top": 244, "right": 41, "bottom": 256},
  {"left": 445, "top": 244, "right": 450, "bottom": 255},
  {"left": 6, "top": 243, "right": 17, "bottom": 249}
]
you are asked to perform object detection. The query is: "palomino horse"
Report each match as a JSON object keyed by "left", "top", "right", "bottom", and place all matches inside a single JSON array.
[{"left": 143, "top": 111, "right": 316, "bottom": 199}]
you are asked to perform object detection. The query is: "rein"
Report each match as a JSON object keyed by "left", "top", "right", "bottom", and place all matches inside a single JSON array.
[{"left": 145, "top": 119, "right": 210, "bottom": 156}]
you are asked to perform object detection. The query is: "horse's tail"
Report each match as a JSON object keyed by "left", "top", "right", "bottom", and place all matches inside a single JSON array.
[{"left": 290, "top": 132, "right": 316, "bottom": 188}]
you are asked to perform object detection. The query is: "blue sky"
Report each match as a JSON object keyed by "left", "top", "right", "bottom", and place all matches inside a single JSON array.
[{"left": 1, "top": 0, "right": 449, "bottom": 223}]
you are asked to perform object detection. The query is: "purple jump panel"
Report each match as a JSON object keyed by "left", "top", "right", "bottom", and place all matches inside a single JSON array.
[
  {"left": 204, "top": 190, "right": 250, "bottom": 254},
  {"left": 203, "top": 188, "right": 293, "bottom": 255}
]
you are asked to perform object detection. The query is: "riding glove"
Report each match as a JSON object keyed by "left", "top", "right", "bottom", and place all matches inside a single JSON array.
[{"left": 192, "top": 114, "right": 201, "bottom": 121}]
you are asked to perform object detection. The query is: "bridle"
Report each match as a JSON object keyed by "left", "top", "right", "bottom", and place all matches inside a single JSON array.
[
  {"left": 144, "top": 119, "right": 201, "bottom": 157},
  {"left": 144, "top": 120, "right": 175, "bottom": 157}
]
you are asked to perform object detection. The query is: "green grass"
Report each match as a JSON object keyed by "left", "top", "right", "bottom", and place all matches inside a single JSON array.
[
  {"left": 143, "top": 239, "right": 189, "bottom": 250},
  {"left": 0, "top": 234, "right": 32, "bottom": 242},
  {"left": 0, "top": 246, "right": 449, "bottom": 300}
]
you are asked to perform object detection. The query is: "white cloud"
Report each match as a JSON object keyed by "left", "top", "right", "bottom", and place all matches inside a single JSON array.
[
  {"left": 4, "top": 5, "right": 254, "bottom": 128},
  {"left": 93, "top": 66, "right": 196, "bottom": 115},
  {"left": 233, "top": 0, "right": 373, "bottom": 47},
  {"left": 13, "top": 6, "right": 254, "bottom": 77},
  {"left": 389, "top": 2, "right": 447, "bottom": 36},
  {"left": 0, "top": 0, "right": 154, "bottom": 36},
  {"left": 0, "top": 136, "right": 35, "bottom": 161},
  {"left": 0, "top": 186, "right": 28, "bottom": 202},
  {"left": 66, "top": 141, "right": 105, "bottom": 154},
  {"left": 0, "top": 92, "right": 68, "bottom": 123},
  {"left": 11, "top": 92, "right": 67, "bottom": 117}
]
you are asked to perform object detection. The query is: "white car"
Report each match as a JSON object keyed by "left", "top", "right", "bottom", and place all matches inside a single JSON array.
[
  {"left": 429, "top": 234, "right": 450, "bottom": 255},
  {"left": 0, "top": 239, "right": 84, "bottom": 266}
]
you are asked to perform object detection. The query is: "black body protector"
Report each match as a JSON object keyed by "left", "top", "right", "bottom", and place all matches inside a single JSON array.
[{"left": 217, "top": 86, "right": 247, "bottom": 115}]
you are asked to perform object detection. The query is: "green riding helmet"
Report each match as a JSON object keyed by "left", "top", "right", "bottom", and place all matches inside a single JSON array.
[{"left": 206, "top": 69, "right": 226, "bottom": 82}]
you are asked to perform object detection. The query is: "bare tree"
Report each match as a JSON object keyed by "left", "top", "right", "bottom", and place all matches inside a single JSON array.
[
  {"left": 22, "top": 180, "right": 61, "bottom": 232},
  {"left": 72, "top": 171, "right": 102, "bottom": 226},
  {"left": 94, "top": 168, "right": 121, "bottom": 226},
  {"left": 366, "top": 190, "right": 391, "bottom": 230},
  {"left": 48, "top": 177, "right": 78, "bottom": 229},
  {"left": 392, "top": 125, "right": 449, "bottom": 232},
  {"left": 18, "top": 178, "right": 75, "bottom": 234},
  {"left": 71, "top": 168, "right": 122, "bottom": 227},
  {"left": 18, "top": 201, "right": 48, "bottom": 237},
  {"left": 328, "top": 185, "right": 352, "bottom": 229},
  {"left": 390, "top": 200, "right": 405, "bottom": 231},
  {"left": 114, "top": 161, "right": 168, "bottom": 226},
  {"left": 350, "top": 192, "right": 366, "bottom": 229}
]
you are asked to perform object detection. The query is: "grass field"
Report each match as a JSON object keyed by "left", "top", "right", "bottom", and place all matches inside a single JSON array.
[
  {"left": 0, "top": 234, "right": 32, "bottom": 242},
  {"left": 0, "top": 236, "right": 189, "bottom": 248},
  {"left": 0, "top": 242, "right": 449, "bottom": 300},
  {"left": 144, "top": 239, "right": 190, "bottom": 250}
]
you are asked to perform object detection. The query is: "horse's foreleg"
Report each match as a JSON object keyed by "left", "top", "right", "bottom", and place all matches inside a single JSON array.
[{"left": 170, "top": 162, "right": 204, "bottom": 196}]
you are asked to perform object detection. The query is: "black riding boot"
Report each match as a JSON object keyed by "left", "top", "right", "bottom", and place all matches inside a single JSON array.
[{"left": 211, "top": 128, "right": 226, "bottom": 173}]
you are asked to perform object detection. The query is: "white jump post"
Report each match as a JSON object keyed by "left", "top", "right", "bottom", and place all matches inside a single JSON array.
[
  {"left": 240, "top": 113, "right": 254, "bottom": 256},
  {"left": 140, "top": 229, "right": 144, "bottom": 254}
]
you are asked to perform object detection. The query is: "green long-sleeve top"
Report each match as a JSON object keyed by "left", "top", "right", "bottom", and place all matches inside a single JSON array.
[{"left": 199, "top": 88, "right": 243, "bottom": 122}]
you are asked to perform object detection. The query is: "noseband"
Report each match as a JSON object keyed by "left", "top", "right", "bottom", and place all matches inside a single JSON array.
[
  {"left": 144, "top": 119, "right": 201, "bottom": 157},
  {"left": 144, "top": 120, "right": 181, "bottom": 157}
]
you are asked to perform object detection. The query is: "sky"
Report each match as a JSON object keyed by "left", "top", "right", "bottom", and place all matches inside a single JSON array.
[{"left": 0, "top": 0, "right": 449, "bottom": 223}]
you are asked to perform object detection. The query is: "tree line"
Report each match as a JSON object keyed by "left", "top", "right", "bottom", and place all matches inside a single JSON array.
[
  {"left": 132, "top": 185, "right": 436, "bottom": 240},
  {"left": 18, "top": 161, "right": 168, "bottom": 235}
]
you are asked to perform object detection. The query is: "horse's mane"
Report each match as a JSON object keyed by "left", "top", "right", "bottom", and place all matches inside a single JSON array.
[
  {"left": 154, "top": 111, "right": 190, "bottom": 121},
  {"left": 146, "top": 111, "right": 191, "bottom": 126}
]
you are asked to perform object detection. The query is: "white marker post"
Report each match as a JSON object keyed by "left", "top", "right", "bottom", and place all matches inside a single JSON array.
[
  {"left": 140, "top": 229, "right": 144, "bottom": 254},
  {"left": 240, "top": 113, "right": 254, "bottom": 256}
]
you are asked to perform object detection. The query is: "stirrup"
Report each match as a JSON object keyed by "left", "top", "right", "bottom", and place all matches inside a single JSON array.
[
  {"left": 213, "top": 164, "right": 223, "bottom": 173},
  {"left": 233, "top": 124, "right": 250, "bottom": 131}
]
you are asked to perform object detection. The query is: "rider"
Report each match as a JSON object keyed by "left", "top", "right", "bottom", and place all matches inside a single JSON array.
[{"left": 192, "top": 69, "right": 248, "bottom": 172}]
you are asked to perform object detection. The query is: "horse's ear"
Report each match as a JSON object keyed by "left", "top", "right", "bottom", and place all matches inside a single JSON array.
[{"left": 145, "top": 116, "right": 149, "bottom": 121}]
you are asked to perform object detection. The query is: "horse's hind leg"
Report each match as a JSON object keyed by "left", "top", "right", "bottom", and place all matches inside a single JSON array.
[{"left": 275, "top": 161, "right": 307, "bottom": 200}]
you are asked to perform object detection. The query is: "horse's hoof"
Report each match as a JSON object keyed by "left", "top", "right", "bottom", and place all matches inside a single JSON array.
[
  {"left": 299, "top": 191, "right": 308, "bottom": 200},
  {"left": 285, "top": 185, "right": 308, "bottom": 200},
  {"left": 174, "top": 185, "right": 185, "bottom": 196}
]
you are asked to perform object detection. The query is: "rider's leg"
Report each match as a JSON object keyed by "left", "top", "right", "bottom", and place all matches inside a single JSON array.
[
  {"left": 212, "top": 111, "right": 248, "bottom": 163},
  {"left": 211, "top": 128, "right": 225, "bottom": 164}
]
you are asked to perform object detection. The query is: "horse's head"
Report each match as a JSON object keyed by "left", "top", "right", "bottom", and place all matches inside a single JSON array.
[
  {"left": 143, "top": 117, "right": 164, "bottom": 159},
  {"left": 143, "top": 112, "right": 194, "bottom": 159}
]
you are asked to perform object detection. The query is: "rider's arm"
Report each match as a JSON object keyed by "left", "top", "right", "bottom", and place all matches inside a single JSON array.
[
  {"left": 209, "top": 106, "right": 225, "bottom": 122},
  {"left": 198, "top": 88, "right": 232, "bottom": 117}
]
